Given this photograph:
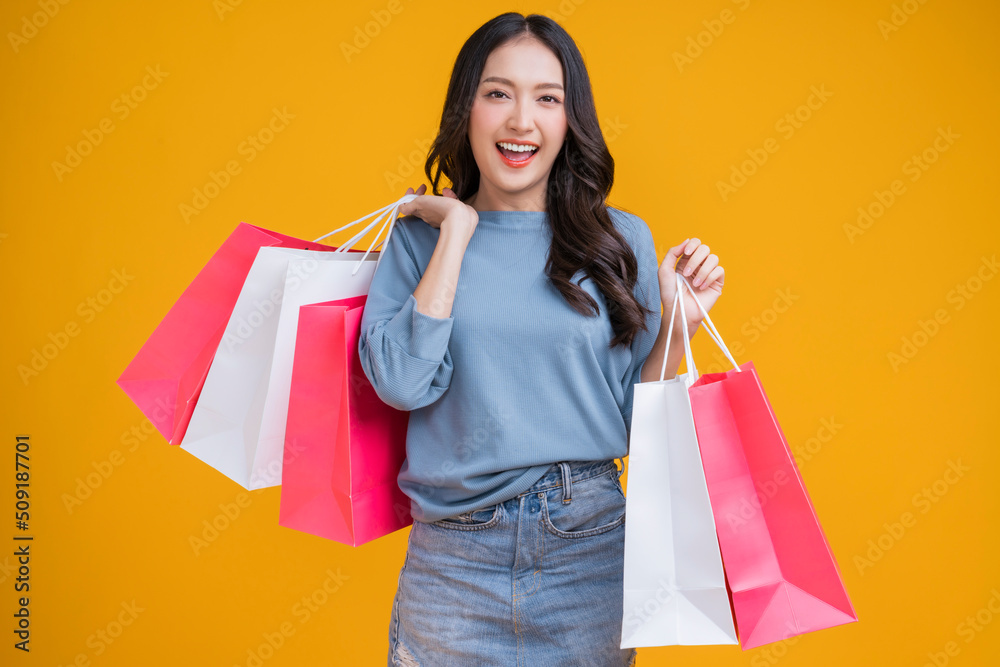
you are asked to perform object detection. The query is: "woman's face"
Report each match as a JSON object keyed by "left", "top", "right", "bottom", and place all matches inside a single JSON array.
[{"left": 467, "top": 36, "right": 568, "bottom": 208}]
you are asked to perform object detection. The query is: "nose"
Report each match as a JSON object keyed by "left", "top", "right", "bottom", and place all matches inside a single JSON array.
[{"left": 507, "top": 97, "right": 534, "bottom": 134}]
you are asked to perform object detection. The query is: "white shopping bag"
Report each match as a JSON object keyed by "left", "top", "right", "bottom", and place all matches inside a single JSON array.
[
  {"left": 255, "top": 254, "right": 388, "bottom": 482},
  {"left": 180, "top": 195, "right": 416, "bottom": 489},
  {"left": 620, "top": 273, "right": 739, "bottom": 648}
]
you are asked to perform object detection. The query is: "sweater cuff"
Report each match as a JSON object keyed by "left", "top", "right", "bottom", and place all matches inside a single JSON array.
[{"left": 380, "top": 293, "right": 454, "bottom": 362}]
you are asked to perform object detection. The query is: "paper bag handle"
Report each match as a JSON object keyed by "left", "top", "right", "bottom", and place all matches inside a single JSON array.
[
  {"left": 659, "top": 272, "right": 740, "bottom": 383},
  {"left": 312, "top": 193, "right": 419, "bottom": 276}
]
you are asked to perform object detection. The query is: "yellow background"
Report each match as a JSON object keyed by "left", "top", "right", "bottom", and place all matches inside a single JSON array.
[{"left": 2, "top": 0, "right": 998, "bottom": 664}]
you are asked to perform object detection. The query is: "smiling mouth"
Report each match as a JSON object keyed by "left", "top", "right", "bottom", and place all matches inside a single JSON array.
[{"left": 495, "top": 142, "right": 539, "bottom": 166}]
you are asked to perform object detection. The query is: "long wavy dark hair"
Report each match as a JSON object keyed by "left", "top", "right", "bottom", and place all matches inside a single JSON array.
[{"left": 424, "top": 12, "right": 654, "bottom": 349}]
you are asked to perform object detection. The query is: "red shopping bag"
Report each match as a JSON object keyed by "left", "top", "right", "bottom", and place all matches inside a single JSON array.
[
  {"left": 116, "top": 224, "right": 339, "bottom": 444},
  {"left": 279, "top": 295, "right": 411, "bottom": 546},
  {"left": 674, "top": 275, "right": 857, "bottom": 649}
]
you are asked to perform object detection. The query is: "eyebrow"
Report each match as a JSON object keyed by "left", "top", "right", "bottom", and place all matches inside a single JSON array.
[{"left": 480, "top": 76, "right": 564, "bottom": 91}]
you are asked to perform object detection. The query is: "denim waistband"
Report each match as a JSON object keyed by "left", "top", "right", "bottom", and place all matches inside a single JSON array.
[{"left": 518, "top": 458, "right": 622, "bottom": 500}]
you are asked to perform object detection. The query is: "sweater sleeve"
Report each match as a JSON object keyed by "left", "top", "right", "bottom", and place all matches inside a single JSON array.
[
  {"left": 358, "top": 218, "right": 455, "bottom": 411},
  {"left": 617, "top": 212, "right": 662, "bottom": 435}
]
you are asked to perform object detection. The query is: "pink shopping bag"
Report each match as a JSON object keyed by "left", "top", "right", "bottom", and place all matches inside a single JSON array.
[
  {"left": 673, "top": 274, "right": 857, "bottom": 649},
  {"left": 279, "top": 295, "right": 411, "bottom": 546},
  {"left": 690, "top": 361, "right": 857, "bottom": 649},
  {"left": 116, "top": 224, "right": 340, "bottom": 444}
]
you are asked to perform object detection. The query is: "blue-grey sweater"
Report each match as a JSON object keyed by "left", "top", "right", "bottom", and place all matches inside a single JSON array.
[{"left": 358, "top": 207, "right": 661, "bottom": 523}]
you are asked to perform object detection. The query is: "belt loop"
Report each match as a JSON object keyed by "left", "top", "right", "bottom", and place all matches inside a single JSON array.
[
  {"left": 559, "top": 462, "right": 572, "bottom": 504},
  {"left": 614, "top": 456, "right": 625, "bottom": 478}
]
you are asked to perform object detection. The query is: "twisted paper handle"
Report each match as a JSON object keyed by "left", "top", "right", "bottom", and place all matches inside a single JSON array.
[
  {"left": 312, "top": 193, "right": 419, "bottom": 276},
  {"left": 659, "top": 272, "right": 740, "bottom": 384}
]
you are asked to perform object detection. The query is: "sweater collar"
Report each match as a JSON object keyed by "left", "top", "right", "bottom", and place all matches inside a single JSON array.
[{"left": 474, "top": 210, "right": 548, "bottom": 228}]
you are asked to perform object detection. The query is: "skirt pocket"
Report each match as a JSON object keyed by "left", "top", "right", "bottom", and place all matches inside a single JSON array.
[
  {"left": 541, "top": 469, "right": 625, "bottom": 539},
  {"left": 429, "top": 504, "right": 502, "bottom": 531}
]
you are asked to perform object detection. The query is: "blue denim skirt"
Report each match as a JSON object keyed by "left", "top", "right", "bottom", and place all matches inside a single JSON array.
[{"left": 387, "top": 458, "right": 638, "bottom": 666}]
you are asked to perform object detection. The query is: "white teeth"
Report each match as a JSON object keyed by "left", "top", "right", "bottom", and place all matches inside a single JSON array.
[{"left": 497, "top": 142, "right": 538, "bottom": 153}]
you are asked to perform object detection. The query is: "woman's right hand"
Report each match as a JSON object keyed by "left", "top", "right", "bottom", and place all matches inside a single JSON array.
[{"left": 399, "top": 184, "right": 478, "bottom": 239}]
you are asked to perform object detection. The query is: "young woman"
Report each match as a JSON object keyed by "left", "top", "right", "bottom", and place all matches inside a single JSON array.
[{"left": 358, "top": 12, "right": 725, "bottom": 666}]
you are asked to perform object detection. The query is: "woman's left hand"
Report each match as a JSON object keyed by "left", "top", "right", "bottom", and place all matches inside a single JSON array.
[{"left": 657, "top": 237, "right": 725, "bottom": 331}]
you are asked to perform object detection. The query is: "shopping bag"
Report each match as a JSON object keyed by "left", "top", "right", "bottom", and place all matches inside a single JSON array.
[
  {"left": 620, "top": 281, "right": 738, "bottom": 648},
  {"left": 278, "top": 296, "right": 410, "bottom": 546},
  {"left": 676, "top": 274, "right": 858, "bottom": 650},
  {"left": 116, "top": 224, "right": 338, "bottom": 444},
  {"left": 179, "top": 250, "right": 373, "bottom": 487},
  {"left": 179, "top": 194, "right": 416, "bottom": 489}
]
